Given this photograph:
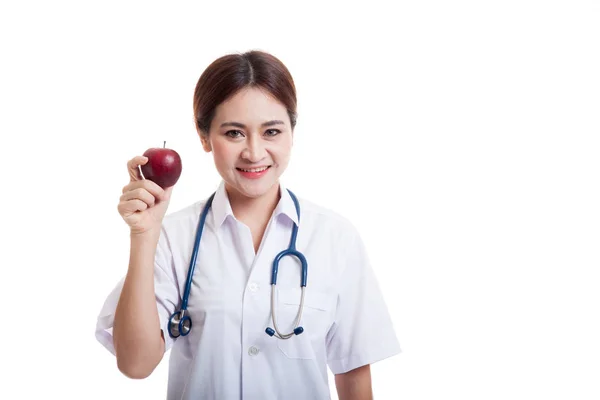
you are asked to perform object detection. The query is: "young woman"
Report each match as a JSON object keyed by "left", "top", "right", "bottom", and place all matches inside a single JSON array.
[{"left": 96, "top": 50, "right": 401, "bottom": 399}]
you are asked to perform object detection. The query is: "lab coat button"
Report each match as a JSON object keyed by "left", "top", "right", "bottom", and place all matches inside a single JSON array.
[
  {"left": 248, "top": 282, "right": 259, "bottom": 292},
  {"left": 248, "top": 346, "right": 260, "bottom": 356}
]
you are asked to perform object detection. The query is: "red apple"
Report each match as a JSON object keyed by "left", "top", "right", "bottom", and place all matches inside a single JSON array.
[{"left": 140, "top": 142, "right": 182, "bottom": 188}]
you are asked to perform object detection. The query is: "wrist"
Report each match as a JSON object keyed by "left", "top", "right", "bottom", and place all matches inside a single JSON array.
[{"left": 130, "top": 226, "right": 161, "bottom": 243}]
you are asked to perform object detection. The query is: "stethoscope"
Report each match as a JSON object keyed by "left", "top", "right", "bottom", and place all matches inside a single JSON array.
[{"left": 168, "top": 189, "right": 308, "bottom": 340}]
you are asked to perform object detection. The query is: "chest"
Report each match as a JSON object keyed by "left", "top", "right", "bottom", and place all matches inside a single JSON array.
[{"left": 175, "top": 216, "right": 340, "bottom": 316}]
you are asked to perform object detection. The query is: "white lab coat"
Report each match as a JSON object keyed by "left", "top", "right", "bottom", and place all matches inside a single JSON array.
[{"left": 96, "top": 180, "right": 401, "bottom": 399}]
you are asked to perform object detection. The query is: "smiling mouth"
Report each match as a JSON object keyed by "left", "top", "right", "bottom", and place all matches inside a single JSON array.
[{"left": 236, "top": 166, "right": 271, "bottom": 172}]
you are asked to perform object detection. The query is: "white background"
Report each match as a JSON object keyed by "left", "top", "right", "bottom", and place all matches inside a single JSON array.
[{"left": 1, "top": 0, "right": 599, "bottom": 399}]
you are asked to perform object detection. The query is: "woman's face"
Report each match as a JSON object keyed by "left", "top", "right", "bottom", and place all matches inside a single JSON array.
[{"left": 201, "top": 87, "right": 293, "bottom": 202}]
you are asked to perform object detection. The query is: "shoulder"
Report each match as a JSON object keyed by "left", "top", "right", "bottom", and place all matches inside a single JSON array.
[
  {"left": 159, "top": 199, "right": 207, "bottom": 237},
  {"left": 295, "top": 195, "right": 361, "bottom": 243},
  {"left": 153, "top": 198, "right": 211, "bottom": 258},
  {"left": 293, "top": 195, "right": 370, "bottom": 279},
  {"left": 164, "top": 200, "right": 202, "bottom": 223},
  {"left": 297, "top": 196, "right": 351, "bottom": 226}
]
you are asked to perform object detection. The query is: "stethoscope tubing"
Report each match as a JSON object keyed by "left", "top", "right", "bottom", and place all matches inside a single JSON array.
[
  {"left": 181, "top": 192, "right": 215, "bottom": 310},
  {"left": 269, "top": 284, "right": 305, "bottom": 339}
]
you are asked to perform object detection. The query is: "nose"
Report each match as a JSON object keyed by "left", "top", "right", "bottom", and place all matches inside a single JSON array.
[{"left": 241, "top": 135, "right": 266, "bottom": 162}]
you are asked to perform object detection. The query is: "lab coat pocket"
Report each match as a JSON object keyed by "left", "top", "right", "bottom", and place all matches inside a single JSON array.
[{"left": 275, "top": 288, "right": 335, "bottom": 360}]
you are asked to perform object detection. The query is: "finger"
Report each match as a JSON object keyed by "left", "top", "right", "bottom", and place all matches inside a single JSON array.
[
  {"left": 127, "top": 156, "right": 149, "bottom": 182},
  {"left": 120, "top": 187, "right": 156, "bottom": 208},
  {"left": 159, "top": 185, "right": 174, "bottom": 202},
  {"left": 122, "top": 179, "right": 165, "bottom": 199},
  {"left": 118, "top": 199, "right": 148, "bottom": 215}
]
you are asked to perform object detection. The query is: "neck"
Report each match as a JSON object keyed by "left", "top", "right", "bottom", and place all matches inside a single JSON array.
[{"left": 226, "top": 182, "right": 281, "bottom": 224}]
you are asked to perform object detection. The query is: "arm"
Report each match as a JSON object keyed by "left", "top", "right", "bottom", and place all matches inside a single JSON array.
[
  {"left": 326, "top": 226, "right": 401, "bottom": 397},
  {"left": 335, "top": 365, "right": 373, "bottom": 400},
  {"left": 112, "top": 230, "right": 165, "bottom": 379}
]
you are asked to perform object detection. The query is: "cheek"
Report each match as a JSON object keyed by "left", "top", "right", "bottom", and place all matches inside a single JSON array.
[
  {"left": 273, "top": 140, "right": 292, "bottom": 161},
  {"left": 211, "top": 141, "right": 236, "bottom": 164}
]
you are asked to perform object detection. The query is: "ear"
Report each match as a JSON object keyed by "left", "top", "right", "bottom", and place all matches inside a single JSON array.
[{"left": 200, "top": 134, "right": 212, "bottom": 152}]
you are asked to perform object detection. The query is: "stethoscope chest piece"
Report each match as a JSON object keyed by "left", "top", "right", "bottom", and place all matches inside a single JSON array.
[{"left": 168, "top": 309, "right": 192, "bottom": 338}]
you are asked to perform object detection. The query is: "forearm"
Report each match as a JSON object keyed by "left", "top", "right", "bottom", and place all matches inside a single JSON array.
[
  {"left": 113, "top": 230, "right": 165, "bottom": 379},
  {"left": 335, "top": 365, "right": 373, "bottom": 400}
]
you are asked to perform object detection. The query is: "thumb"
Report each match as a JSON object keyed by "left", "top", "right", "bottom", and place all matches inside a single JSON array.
[
  {"left": 160, "top": 185, "right": 174, "bottom": 202},
  {"left": 127, "top": 155, "right": 148, "bottom": 182}
]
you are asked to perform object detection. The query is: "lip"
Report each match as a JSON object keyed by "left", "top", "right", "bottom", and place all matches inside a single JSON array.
[
  {"left": 236, "top": 165, "right": 271, "bottom": 170},
  {"left": 236, "top": 165, "right": 271, "bottom": 179}
]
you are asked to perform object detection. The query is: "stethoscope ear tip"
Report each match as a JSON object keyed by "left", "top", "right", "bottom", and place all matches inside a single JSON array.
[
  {"left": 293, "top": 326, "right": 304, "bottom": 335},
  {"left": 265, "top": 327, "right": 275, "bottom": 337}
]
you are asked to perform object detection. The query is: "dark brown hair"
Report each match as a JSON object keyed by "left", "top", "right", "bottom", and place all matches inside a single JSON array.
[{"left": 193, "top": 50, "right": 297, "bottom": 137}]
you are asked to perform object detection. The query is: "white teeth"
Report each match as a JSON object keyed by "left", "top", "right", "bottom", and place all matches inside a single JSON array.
[{"left": 239, "top": 166, "right": 269, "bottom": 173}]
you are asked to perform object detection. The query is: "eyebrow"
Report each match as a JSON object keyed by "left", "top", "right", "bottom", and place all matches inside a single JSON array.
[{"left": 220, "top": 120, "right": 285, "bottom": 129}]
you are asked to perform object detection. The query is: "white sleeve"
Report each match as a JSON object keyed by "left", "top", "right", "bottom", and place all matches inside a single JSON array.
[
  {"left": 94, "top": 226, "right": 182, "bottom": 355},
  {"left": 326, "top": 227, "right": 401, "bottom": 374}
]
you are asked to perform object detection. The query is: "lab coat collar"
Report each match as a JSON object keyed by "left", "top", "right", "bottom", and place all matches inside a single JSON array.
[
  {"left": 273, "top": 180, "right": 300, "bottom": 226},
  {"left": 211, "top": 180, "right": 299, "bottom": 229},
  {"left": 211, "top": 180, "right": 233, "bottom": 228}
]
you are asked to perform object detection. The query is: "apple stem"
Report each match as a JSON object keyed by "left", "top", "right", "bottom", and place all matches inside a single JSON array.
[{"left": 163, "top": 140, "right": 166, "bottom": 148}]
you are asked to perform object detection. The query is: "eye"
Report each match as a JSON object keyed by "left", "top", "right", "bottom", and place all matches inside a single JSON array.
[
  {"left": 225, "top": 130, "right": 244, "bottom": 138},
  {"left": 265, "top": 129, "right": 281, "bottom": 137}
]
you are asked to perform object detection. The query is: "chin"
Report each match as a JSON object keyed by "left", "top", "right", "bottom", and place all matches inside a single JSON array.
[{"left": 226, "top": 177, "right": 279, "bottom": 200}]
